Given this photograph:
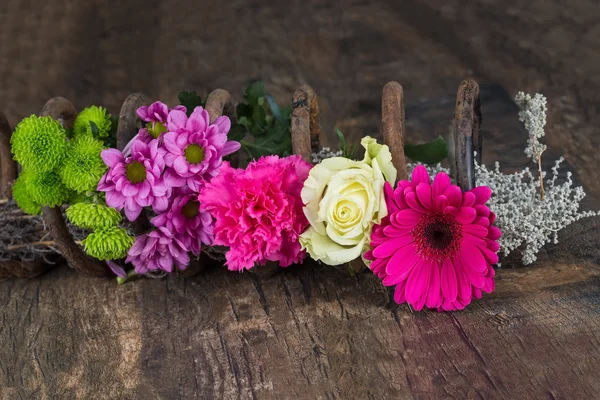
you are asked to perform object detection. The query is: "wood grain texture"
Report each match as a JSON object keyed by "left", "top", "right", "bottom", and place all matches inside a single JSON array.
[
  {"left": 0, "top": 112, "right": 16, "bottom": 199},
  {"left": 1, "top": 0, "right": 600, "bottom": 398}
]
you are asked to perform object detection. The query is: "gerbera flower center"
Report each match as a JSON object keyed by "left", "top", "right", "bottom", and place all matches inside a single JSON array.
[
  {"left": 412, "top": 213, "right": 462, "bottom": 262},
  {"left": 125, "top": 161, "right": 147, "bottom": 183},
  {"left": 148, "top": 121, "right": 167, "bottom": 139},
  {"left": 182, "top": 200, "right": 200, "bottom": 218},
  {"left": 184, "top": 144, "right": 205, "bottom": 164}
]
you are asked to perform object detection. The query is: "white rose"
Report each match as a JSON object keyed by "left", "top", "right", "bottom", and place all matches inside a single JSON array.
[{"left": 300, "top": 137, "right": 396, "bottom": 265}]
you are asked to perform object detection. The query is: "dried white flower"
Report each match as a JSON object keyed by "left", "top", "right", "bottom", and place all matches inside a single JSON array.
[
  {"left": 311, "top": 147, "right": 343, "bottom": 164},
  {"left": 515, "top": 92, "right": 547, "bottom": 161},
  {"left": 475, "top": 158, "right": 596, "bottom": 265}
]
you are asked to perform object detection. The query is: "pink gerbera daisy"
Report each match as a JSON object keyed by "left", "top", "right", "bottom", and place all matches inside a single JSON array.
[
  {"left": 162, "top": 106, "right": 241, "bottom": 192},
  {"left": 151, "top": 186, "right": 214, "bottom": 256},
  {"left": 98, "top": 139, "right": 169, "bottom": 221},
  {"left": 364, "top": 165, "right": 501, "bottom": 311}
]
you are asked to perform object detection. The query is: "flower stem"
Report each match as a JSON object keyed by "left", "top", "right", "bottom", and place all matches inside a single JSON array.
[
  {"left": 116, "top": 269, "right": 138, "bottom": 285},
  {"left": 537, "top": 152, "right": 545, "bottom": 201}
]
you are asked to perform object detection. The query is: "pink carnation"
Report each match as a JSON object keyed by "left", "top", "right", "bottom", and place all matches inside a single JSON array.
[
  {"left": 98, "top": 139, "right": 169, "bottom": 221},
  {"left": 199, "top": 155, "right": 312, "bottom": 271},
  {"left": 364, "top": 166, "right": 501, "bottom": 311},
  {"left": 151, "top": 186, "right": 214, "bottom": 256},
  {"left": 162, "top": 106, "right": 241, "bottom": 192}
]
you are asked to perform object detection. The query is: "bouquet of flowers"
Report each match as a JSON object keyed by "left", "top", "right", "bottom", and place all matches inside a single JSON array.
[{"left": 2, "top": 80, "right": 596, "bottom": 312}]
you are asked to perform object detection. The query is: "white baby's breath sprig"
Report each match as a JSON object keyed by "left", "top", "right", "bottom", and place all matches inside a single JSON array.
[
  {"left": 311, "top": 147, "right": 343, "bottom": 164},
  {"left": 515, "top": 92, "right": 548, "bottom": 200}
]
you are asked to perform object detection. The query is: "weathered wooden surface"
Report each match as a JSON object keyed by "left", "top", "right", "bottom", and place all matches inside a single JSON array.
[{"left": 1, "top": 0, "right": 600, "bottom": 399}]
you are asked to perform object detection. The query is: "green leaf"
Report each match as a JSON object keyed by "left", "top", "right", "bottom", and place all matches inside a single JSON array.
[
  {"left": 335, "top": 128, "right": 347, "bottom": 148},
  {"left": 236, "top": 103, "right": 253, "bottom": 119},
  {"left": 265, "top": 94, "right": 281, "bottom": 120},
  {"left": 228, "top": 124, "right": 247, "bottom": 142},
  {"left": 246, "top": 81, "right": 266, "bottom": 103},
  {"left": 178, "top": 91, "right": 204, "bottom": 116},
  {"left": 404, "top": 135, "right": 448, "bottom": 164},
  {"left": 89, "top": 121, "right": 99, "bottom": 137}
]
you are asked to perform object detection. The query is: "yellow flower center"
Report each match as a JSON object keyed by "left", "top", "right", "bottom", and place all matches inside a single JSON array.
[
  {"left": 125, "top": 161, "right": 146, "bottom": 183},
  {"left": 184, "top": 144, "right": 205, "bottom": 164},
  {"left": 182, "top": 200, "right": 200, "bottom": 218},
  {"left": 148, "top": 121, "right": 167, "bottom": 139}
]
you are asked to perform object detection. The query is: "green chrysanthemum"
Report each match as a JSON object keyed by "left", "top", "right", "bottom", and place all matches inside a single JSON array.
[
  {"left": 74, "top": 106, "right": 112, "bottom": 138},
  {"left": 11, "top": 175, "right": 42, "bottom": 215},
  {"left": 24, "top": 169, "right": 70, "bottom": 207},
  {"left": 66, "top": 203, "right": 122, "bottom": 230},
  {"left": 60, "top": 135, "right": 107, "bottom": 193},
  {"left": 82, "top": 227, "right": 134, "bottom": 260},
  {"left": 11, "top": 115, "right": 67, "bottom": 172}
]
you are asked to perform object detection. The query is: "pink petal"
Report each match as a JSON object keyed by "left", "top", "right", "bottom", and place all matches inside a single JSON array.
[
  {"left": 444, "top": 186, "right": 462, "bottom": 207},
  {"left": 441, "top": 259, "right": 458, "bottom": 302},
  {"left": 396, "top": 209, "right": 422, "bottom": 226},
  {"left": 385, "top": 246, "right": 420, "bottom": 281},
  {"left": 101, "top": 149, "right": 124, "bottom": 168},
  {"left": 463, "top": 224, "right": 488, "bottom": 237},
  {"left": 488, "top": 226, "right": 502, "bottom": 240},
  {"left": 405, "top": 260, "right": 431, "bottom": 306},
  {"left": 384, "top": 182, "right": 399, "bottom": 213},
  {"left": 167, "top": 109, "right": 188, "bottom": 131},
  {"left": 474, "top": 205, "right": 490, "bottom": 217},
  {"left": 455, "top": 207, "right": 476, "bottom": 224},
  {"left": 372, "top": 235, "right": 413, "bottom": 258},
  {"left": 432, "top": 172, "right": 451, "bottom": 198},
  {"left": 222, "top": 141, "right": 241, "bottom": 156},
  {"left": 125, "top": 205, "right": 142, "bottom": 221},
  {"left": 462, "top": 192, "right": 476, "bottom": 207},
  {"left": 416, "top": 183, "right": 433, "bottom": 210},
  {"left": 426, "top": 264, "right": 441, "bottom": 309},
  {"left": 393, "top": 280, "right": 407, "bottom": 304},
  {"left": 470, "top": 186, "right": 492, "bottom": 205},
  {"left": 174, "top": 156, "right": 189, "bottom": 175},
  {"left": 164, "top": 169, "right": 187, "bottom": 187},
  {"left": 486, "top": 240, "right": 500, "bottom": 252},
  {"left": 122, "top": 183, "right": 139, "bottom": 197},
  {"left": 106, "top": 261, "right": 127, "bottom": 278},
  {"left": 405, "top": 192, "right": 427, "bottom": 213},
  {"left": 382, "top": 225, "right": 411, "bottom": 238},
  {"left": 434, "top": 195, "right": 449, "bottom": 213},
  {"left": 459, "top": 242, "right": 487, "bottom": 273},
  {"left": 411, "top": 165, "right": 430, "bottom": 185}
]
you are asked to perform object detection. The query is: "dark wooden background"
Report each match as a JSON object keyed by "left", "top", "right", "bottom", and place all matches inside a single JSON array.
[{"left": 1, "top": 0, "right": 600, "bottom": 399}]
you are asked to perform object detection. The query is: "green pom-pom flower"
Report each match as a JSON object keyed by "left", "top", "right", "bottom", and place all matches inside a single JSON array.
[
  {"left": 11, "top": 176, "right": 42, "bottom": 215},
  {"left": 60, "top": 135, "right": 107, "bottom": 193},
  {"left": 82, "top": 227, "right": 134, "bottom": 260},
  {"left": 11, "top": 115, "right": 67, "bottom": 172},
  {"left": 66, "top": 203, "right": 122, "bottom": 230},
  {"left": 74, "top": 106, "right": 112, "bottom": 138},
  {"left": 23, "top": 170, "right": 70, "bottom": 207}
]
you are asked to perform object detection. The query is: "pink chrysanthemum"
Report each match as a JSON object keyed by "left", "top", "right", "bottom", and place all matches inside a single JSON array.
[
  {"left": 136, "top": 101, "right": 187, "bottom": 142},
  {"left": 98, "top": 139, "right": 169, "bottom": 221},
  {"left": 162, "top": 106, "right": 241, "bottom": 192},
  {"left": 151, "top": 186, "right": 214, "bottom": 256},
  {"left": 123, "top": 103, "right": 187, "bottom": 156},
  {"left": 126, "top": 227, "right": 190, "bottom": 274},
  {"left": 199, "top": 155, "right": 312, "bottom": 271},
  {"left": 364, "top": 166, "right": 501, "bottom": 311}
]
